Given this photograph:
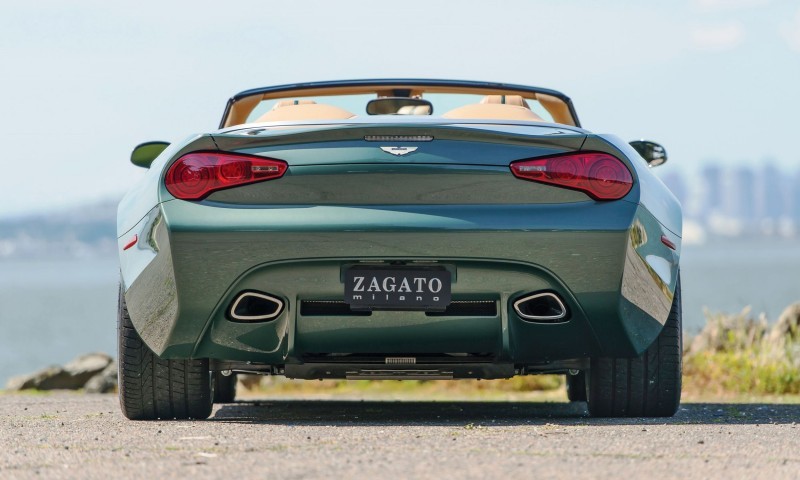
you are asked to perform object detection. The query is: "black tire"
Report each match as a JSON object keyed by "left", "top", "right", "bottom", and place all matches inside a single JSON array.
[
  {"left": 566, "top": 371, "right": 587, "bottom": 402},
  {"left": 213, "top": 372, "right": 237, "bottom": 403},
  {"left": 587, "top": 278, "right": 682, "bottom": 417},
  {"left": 117, "top": 287, "right": 213, "bottom": 420}
]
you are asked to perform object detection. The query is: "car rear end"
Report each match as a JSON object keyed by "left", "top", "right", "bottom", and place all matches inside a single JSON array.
[{"left": 118, "top": 121, "right": 678, "bottom": 382}]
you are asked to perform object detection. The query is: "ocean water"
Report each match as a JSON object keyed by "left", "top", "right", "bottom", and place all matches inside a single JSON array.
[
  {"left": 679, "top": 238, "right": 800, "bottom": 330},
  {"left": 0, "top": 258, "right": 119, "bottom": 387},
  {"left": 1, "top": 238, "right": 798, "bottom": 385}
]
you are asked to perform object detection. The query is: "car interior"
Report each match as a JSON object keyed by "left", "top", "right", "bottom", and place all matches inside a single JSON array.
[{"left": 222, "top": 85, "right": 577, "bottom": 127}]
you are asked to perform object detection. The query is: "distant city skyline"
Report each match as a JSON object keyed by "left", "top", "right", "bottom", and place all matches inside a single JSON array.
[{"left": 658, "top": 162, "right": 800, "bottom": 241}]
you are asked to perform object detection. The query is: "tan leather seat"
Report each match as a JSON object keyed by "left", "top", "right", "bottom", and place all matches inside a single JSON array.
[
  {"left": 256, "top": 100, "right": 356, "bottom": 122},
  {"left": 442, "top": 94, "right": 543, "bottom": 121},
  {"left": 442, "top": 103, "right": 543, "bottom": 121},
  {"left": 480, "top": 95, "right": 530, "bottom": 108}
]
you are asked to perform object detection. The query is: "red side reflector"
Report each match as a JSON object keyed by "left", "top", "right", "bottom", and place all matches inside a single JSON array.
[
  {"left": 660, "top": 235, "right": 676, "bottom": 250},
  {"left": 510, "top": 152, "right": 633, "bottom": 201},
  {"left": 165, "top": 151, "right": 288, "bottom": 200},
  {"left": 123, "top": 234, "right": 138, "bottom": 251}
]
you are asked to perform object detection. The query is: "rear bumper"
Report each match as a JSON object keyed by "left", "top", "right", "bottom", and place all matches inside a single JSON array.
[{"left": 119, "top": 198, "right": 679, "bottom": 370}]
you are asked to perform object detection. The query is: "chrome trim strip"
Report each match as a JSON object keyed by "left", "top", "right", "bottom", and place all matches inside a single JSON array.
[
  {"left": 230, "top": 292, "right": 284, "bottom": 321},
  {"left": 364, "top": 135, "right": 433, "bottom": 142},
  {"left": 512, "top": 292, "right": 567, "bottom": 321}
]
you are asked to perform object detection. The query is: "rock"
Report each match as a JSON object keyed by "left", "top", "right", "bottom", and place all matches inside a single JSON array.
[
  {"left": 84, "top": 361, "right": 118, "bottom": 394},
  {"left": 64, "top": 353, "right": 113, "bottom": 379},
  {"left": 5, "top": 353, "right": 113, "bottom": 391},
  {"left": 768, "top": 303, "right": 800, "bottom": 344},
  {"left": 6, "top": 366, "right": 68, "bottom": 391}
]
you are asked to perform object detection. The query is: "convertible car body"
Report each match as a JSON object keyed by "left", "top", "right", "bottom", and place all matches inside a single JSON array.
[{"left": 117, "top": 79, "right": 682, "bottom": 420}]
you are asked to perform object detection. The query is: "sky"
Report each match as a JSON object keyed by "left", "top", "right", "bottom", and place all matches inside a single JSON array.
[{"left": 0, "top": 0, "right": 799, "bottom": 218}]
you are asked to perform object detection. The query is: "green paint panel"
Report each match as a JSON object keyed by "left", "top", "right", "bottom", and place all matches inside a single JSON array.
[{"left": 118, "top": 114, "right": 681, "bottom": 373}]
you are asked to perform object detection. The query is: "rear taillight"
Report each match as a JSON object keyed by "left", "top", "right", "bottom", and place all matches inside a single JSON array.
[
  {"left": 165, "top": 151, "right": 287, "bottom": 200},
  {"left": 510, "top": 152, "right": 633, "bottom": 201}
]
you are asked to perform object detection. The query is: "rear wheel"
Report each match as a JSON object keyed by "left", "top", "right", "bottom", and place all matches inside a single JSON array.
[
  {"left": 213, "top": 372, "right": 237, "bottom": 403},
  {"left": 566, "top": 371, "right": 587, "bottom": 402},
  {"left": 587, "top": 278, "right": 682, "bottom": 417},
  {"left": 117, "top": 287, "right": 213, "bottom": 420}
]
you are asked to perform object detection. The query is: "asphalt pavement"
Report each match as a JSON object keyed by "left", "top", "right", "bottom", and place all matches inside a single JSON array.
[{"left": 0, "top": 393, "right": 798, "bottom": 479}]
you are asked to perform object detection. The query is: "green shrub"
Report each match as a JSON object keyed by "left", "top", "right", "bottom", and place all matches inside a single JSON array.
[{"left": 684, "top": 306, "right": 800, "bottom": 395}]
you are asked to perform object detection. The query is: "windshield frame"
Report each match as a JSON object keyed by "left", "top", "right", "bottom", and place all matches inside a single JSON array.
[{"left": 220, "top": 79, "right": 581, "bottom": 128}]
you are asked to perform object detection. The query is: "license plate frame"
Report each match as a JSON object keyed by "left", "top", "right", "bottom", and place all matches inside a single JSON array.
[{"left": 344, "top": 266, "right": 452, "bottom": 311}]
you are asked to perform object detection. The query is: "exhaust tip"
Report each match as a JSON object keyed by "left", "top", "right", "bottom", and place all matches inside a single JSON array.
[
  {"left": 229, "top": 291, "right": 284, "bottom": 321},
  {"left": 513, "top": 292, "right": 568, "bottom": 322}
]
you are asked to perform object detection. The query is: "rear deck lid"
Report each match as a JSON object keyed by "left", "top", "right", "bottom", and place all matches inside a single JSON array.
[{"left": 211, "top": 120, "right": 587, "bottom": 167}]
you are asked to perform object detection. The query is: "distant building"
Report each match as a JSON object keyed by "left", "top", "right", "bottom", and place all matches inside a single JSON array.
[
  {"left": 757, "top": 163, "right": 786, "bottom": 221},
  {"left": 792, "top": 170, "right": 800, "bottom": 222},
  {"left": 662, "top": 163, "right": 798, "bottom": 237},
  {"left": 726, "top": 167, "right": 756, "bottom": 224},
  {"left": 700, "top": 165, "right": 724, "bottom": 220}
]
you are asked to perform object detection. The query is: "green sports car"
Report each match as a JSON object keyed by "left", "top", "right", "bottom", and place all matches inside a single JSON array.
[{"left": 117, "top": 79, "right": 682, "bottom": 420}]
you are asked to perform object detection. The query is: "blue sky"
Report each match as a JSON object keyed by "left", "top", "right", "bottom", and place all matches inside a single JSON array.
[{"left": 0, "top": 0, "right": 798, "bottom": 217}]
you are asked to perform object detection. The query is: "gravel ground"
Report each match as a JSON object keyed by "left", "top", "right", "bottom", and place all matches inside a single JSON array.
[{"left": 0, "top": 393, "right": 798, "bottom": 479}]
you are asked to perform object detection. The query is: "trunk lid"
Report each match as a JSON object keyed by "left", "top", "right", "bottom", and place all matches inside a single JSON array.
[
  {"left": 202, "top": 121, "right": 591, "bottom": 205},
  {"left": 211, "top": 121, "right": 587, "bottom": 167}
]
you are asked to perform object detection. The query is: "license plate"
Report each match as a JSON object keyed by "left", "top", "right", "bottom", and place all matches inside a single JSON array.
[{"left": 345, "top": 267, "right": 452, "bottom": 310}]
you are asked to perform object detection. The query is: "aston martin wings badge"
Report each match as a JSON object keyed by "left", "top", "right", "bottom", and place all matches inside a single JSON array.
[{"left": 380, "top": 146, "right": 418, "bottom": 156}]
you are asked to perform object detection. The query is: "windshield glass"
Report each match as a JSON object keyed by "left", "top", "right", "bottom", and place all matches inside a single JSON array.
[{"left": 225, "top": 83, "right": 575, "bottom": 127}]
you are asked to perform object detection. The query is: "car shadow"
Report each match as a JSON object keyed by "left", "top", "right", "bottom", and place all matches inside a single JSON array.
[{"left": 211, "top": 399, "right": 800, "bottom": 427}]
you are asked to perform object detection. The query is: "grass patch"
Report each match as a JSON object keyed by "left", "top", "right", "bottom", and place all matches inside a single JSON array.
[
  {"left": 242, "top": 375, "right": 565, "bottom": 401},
  {"left": 683, "top": 307, "right": 800, "bottom": 396},
  {"left": 0, "top": 389, "right": 53, "bottom": 397}
]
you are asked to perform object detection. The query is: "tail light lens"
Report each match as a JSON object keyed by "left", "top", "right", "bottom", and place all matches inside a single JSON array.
[
  {"left": 510, "top": 152, "right": 633, "bottom": 201},
  {"left": 165, "top": 152, "right": 287, "bottom": 200}
]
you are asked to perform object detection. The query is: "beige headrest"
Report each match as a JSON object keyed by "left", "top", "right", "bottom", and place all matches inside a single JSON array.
[
  {"left": 397, "top": 105, "right": 432, "bottom": 115},
  {"left": 441, "top": 103, "right": 544, "bottom": 121},
  {"left": 480, "top": 95, "right": 530, "bottom": 108},
  {"left": 256, "top": 103, "right": 356, "bottom": 122},
  {"left": 273, "top": 99, "right": 317, "bottom": 109}
]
